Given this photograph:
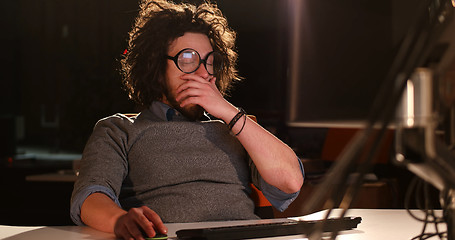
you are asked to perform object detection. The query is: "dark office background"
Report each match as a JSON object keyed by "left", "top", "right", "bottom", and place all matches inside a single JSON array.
[{"left": 0, "top": 0, "right": 295, "bottom": 156}]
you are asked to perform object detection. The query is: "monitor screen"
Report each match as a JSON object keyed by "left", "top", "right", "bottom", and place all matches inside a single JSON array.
[{"left": 285, "top": 0, "right": 455, "bottom": 128}]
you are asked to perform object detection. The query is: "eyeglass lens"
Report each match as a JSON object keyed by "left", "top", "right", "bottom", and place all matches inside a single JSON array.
[{"left": 176, "top": 49, "right": 221, "bottom": 75}]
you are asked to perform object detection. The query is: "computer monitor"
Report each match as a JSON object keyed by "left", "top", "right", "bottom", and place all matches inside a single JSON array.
[{"left": 285, "top": 0, "right": 455, "bottom": 128}]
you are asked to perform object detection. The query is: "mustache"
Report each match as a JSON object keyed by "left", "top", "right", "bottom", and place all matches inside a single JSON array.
[{"left": 163, "top": 87, "right": 204, "bottom": 121}]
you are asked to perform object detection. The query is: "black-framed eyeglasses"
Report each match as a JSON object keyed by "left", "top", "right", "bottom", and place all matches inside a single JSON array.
[{"left": 166, "top": 48, "right": 223, "bottom": 75}]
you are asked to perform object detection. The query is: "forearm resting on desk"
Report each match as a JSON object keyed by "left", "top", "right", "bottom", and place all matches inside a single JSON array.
[
  {"left": 81, "top": 192, "right": 167, "bottom": 240},
  {"left": 81, "top": 193, "right": 126, "bottom": 233}
]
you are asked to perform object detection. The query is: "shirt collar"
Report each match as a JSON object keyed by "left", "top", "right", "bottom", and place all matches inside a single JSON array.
[
  {"left": 149, "top": 101, "right": 212, "bottom": 122},
  {"left": 149, "top": 101, "right": 179, "bottom": 121}
]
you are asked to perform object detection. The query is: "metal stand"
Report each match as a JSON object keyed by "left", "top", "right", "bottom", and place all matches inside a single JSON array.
[{"left": 397, "top": 67, "right": 455, "bottom": 240}]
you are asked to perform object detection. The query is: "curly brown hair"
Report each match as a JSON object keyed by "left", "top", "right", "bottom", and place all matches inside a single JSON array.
[{"left": 121, "top": 0, "right": 240, "bottom": 109}]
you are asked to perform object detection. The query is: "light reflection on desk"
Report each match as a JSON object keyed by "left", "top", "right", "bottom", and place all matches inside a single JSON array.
[{"left": 0, "top": 225, "right": 115, "bottom": 240}]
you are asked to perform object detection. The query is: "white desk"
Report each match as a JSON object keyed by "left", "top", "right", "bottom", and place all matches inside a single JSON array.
[{"left": 0, "top": 209, "right": 446, "bottom": 240}]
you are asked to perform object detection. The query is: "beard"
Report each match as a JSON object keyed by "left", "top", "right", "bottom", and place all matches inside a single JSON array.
[{"left": 163, "top": 87, "right": 205, "bottom": 121}]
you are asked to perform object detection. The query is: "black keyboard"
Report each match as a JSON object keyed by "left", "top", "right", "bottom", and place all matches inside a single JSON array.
[{"left": 176, "top": 216, "right": 362, "bottom": 240}]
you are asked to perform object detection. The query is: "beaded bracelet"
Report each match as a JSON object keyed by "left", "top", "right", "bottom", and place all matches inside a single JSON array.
[{"left": 227, "top": 108, "right": 246, "bottom": 131}]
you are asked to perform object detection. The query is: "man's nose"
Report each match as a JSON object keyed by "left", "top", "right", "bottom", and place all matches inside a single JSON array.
[{"left": 194, "top": 62, "right": 210, "bottom": 80}]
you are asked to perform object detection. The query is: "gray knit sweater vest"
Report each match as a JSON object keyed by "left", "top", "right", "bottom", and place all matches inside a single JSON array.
[{"left": 72, "top": 108, "right": 259, "bottom": 223}]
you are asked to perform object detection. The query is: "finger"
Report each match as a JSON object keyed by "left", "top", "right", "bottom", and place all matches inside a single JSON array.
[
  {"left": 176, "top": 88, "right": 204, "bottom": 104},
  {"left": 176, "top": 82, "right": 215, "bottom": 103},
  {"left": 180, "top": 74, "right": 210, "bottom": 83},
  {"left": 177, "top": 87, "right": 218, "bottom": 108},
  {"left": 123, "top": 233, "right": 135, "bottom": 240},
  {"left": 124, "top": 219, "right": 145, "bottom": 240},
  {"left": 117, "top": 226, "right": 135, "bottom": 240},
  {"left": 115, "top": 224, "right": 134, "bottom": 240},
  {"left": 176, "top": 81, "right": 203, "bottom": 96},
  {"left": 179, "top": 96, "right": 203, "bottom": 108},
  {"left": 142, "top": 207, "right": 168, "bottom": 235},
  {"left": 115, "top": 215, "right": 136, "bottom": 240},
  {"left": 134, "top": 212, "right": 157, "bottom": 238},
  {"left": 121, "top": 232, "right": 134, "bottom": 240},
  {"left": 209, "top": 77, "right": 216, "bottom": 85},
  {"left": 176, "top": 78, "right": 213, "bottom": 92}
]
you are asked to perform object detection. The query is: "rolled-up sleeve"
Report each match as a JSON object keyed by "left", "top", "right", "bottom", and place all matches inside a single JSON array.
[
  {"left": 70, "top": 185, "right": 121, "bottom": 226},
  {"left": 250, "top": 157, "right": 305, "bottom": 212},
  {"left": 70, "top": 115, "right": 130, "bottom": 225}
]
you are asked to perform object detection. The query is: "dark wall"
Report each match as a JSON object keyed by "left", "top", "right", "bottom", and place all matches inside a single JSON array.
[
  {"left": 218, "top": 0, "right": 288, "bottom": 114},
  {"left": 1, "top": 0, "right": 290, "bottom": 153},
  {"left": 2, "top": 0, "right": 139, "bottom": 152}
]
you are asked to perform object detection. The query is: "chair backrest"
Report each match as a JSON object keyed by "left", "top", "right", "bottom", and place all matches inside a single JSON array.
[
  {"left": 321, "top": 128, "right": 394, "bottom": 164},
  {"left": 123, "top": 113, "right": 138, "bottom": 118}
]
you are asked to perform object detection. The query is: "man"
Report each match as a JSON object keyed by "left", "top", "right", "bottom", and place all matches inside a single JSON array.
[{"left": 70, "top": 1, "right": 304, "bottom": 239}]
